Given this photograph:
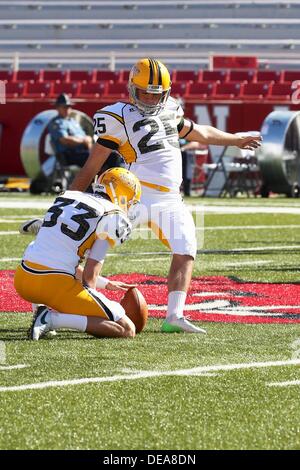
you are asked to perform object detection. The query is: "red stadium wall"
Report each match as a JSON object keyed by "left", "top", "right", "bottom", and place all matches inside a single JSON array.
[{"left": 0, "top": 99, "right": 299, "bottom": 176}]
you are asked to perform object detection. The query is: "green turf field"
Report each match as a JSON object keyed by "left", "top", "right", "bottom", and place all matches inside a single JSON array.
[{"left": 0, "top": 194, "right": 300, "bottom": 450}]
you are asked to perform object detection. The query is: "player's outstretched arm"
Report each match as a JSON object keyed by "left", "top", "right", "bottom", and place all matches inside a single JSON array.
[
  {"left": 179, "top": 119, "right": 262, "bottom": 151},
  {"left": 76, "top": 261, "right": 136, "bottom": 291},
  {"left": 69, "top": 142, "right": 111, "bottom": 192}
]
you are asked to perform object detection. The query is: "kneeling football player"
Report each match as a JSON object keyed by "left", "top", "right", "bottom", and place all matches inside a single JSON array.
[{"left": 14, "top": 168, "right": 141, "bottom": 340}]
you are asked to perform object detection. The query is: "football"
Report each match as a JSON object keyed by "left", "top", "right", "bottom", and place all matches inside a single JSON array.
[{"left": 120, "top": 287, "right": 148, "bottom": 333}]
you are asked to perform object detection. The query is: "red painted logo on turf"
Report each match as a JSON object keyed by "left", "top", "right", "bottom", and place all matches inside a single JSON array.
[{"left": 2, "top": 271, "right": 300, "bottom": 323}]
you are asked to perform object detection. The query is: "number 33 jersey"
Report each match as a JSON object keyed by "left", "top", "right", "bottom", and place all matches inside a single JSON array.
[
  {"left": 93, "top": 96, "right": 184, "bottom": 193},
  {"left": 22, "top": 191, "right": 131, "bottom": 274}
]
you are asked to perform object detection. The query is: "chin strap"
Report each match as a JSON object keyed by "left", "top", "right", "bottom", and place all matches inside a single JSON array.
[{"left": 109, "top": 182, "right": 118, "bottom": 205}]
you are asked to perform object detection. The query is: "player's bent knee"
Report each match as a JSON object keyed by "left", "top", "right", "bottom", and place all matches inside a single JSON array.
[
  {"left": 118, "top": 315, "right": 136, "bottom": 338},
  {"left": 123, "top": 326, "right": 136, "bottom": 338}
]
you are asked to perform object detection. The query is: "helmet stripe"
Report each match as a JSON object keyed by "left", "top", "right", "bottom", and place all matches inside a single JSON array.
[
  {"left": 153, "top": 59, "right": 159, "bottom": 86},
  {"left": 148, "top": 58, "right": 154, "bottom": 85},
  {"left": 150, "top": 58, "right": 157, "bottom": 85},
  {"left": 150, "top": 58, "right": 159, "bottom": 86},
  {"left": 155, "top": 59, "right": 162, "bottom": 86}
]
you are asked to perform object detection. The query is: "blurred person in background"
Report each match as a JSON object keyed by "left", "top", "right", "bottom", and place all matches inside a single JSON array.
[{"left": 48, "top": 93, "right": 93, "bottom": 168}]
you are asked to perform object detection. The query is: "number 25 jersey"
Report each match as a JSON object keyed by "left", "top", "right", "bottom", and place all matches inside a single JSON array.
[{"left": 93, "top": 96, "right": 184, "bottom": 193}]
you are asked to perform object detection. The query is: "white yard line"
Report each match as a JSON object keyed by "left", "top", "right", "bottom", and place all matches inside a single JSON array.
[
  {"left": 0, "top": 257, "right": 21, "bottom": 262},
  {"left": 204, "top": 225, "right": 300, "bottom": 231},
  {"left": 0, "top": 220, "right": 29, "bottom": 224},
  {"left": 0, "top": 231, "right": 18, "bottom": 236},
  {"left": 148, "top": 302, "right": 300, "bottom": 316},
  {"left": 0, "top": 201, "right": 52, "bottom": 209},
  {"left": 206, "top": 245, "right": 300, "bottom": 252},
  {"left": 190, "top": 206, "right": 300, "bottom": 215},
  {"left": 0, "top": 364, "right": 27, "bottom": 371},
  {"left": 213, "top": 260, "right": 271, "bottom": 267},
  {"left": 267, "top": 380, "right": 300, "bottom": 387},
  {"left": 1, "top": 244, "right": 300, "bottom": 264},
  {"left": 135, "top": 225, "right": 300, "bottom": 232},
  {"left": 0, "top": 215, "right": 41, "bottom": 219},
  {"left": 107, "top": 245, "right": 300, "bottom": 255},
  {"left": 1, "top": 359, "right": 300, "bottom": 393},
  {"left": 2, "top": 199, "right": 300, "bottom": 214},
  {"left": 129, "top": 257, "right": 169, "bottom": 262},
  {"left": 0, "top": 216, "right": 41, "bottom": 223}
]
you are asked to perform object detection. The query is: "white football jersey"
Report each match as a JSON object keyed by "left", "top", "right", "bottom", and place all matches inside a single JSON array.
[
  {"left": 23, "top": 191, "right": 131, "bottom": 274},
  {"left": 93, "top": 96, "right": 184, "bottom": 192}
]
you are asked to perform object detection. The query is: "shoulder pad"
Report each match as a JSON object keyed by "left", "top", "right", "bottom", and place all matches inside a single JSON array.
[{"left": 95, "top": 102, "right": 126, "bottom": 116}]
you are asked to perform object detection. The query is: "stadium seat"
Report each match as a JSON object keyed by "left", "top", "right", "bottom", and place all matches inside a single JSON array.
[
  {"left": 119, "top": 70, "right": 130, "bottom": 82},
  {"left": 241, "top": 82, "right": 271, "bottom": 100},
  {"left": 52, "top": 82, "right": 79, "bottom": 97},
  {"left": 228, "top": 70, "right": 256, "bottom": 83},
  {"left": 185, "top": 82, "right": 215, "bottom": 99},
  {"left": 42, "top": 70, "right": 69, "bottom": 83},
  {"left": 25, "top": 82, "right": 52, "bottom": 98},
  {"left": 104, "top": 82, "right": 128, "bottom": 99},
  {"left": 282, "top": 70, "right": 300, "bottom": 84},
  {"left": 214, "top": 83, "right": 241, "bottom": 100},
  {"left": 95, "top": 71, "right": 120, "bottom": 83},
  {"left": 268, "top": 83, "right": 292, "bottom": 101},
  {"left": 172, "top": 70, "right": 198, "bottom": 83},
  {"left": 202, "top": 70, "right": 228, "bottom": 83},
  {"left": 79, "top": 82, "right": 105, "bottom": 98},
  {"left": 69, "top": 70, "right": 95, "bottom": 83},
  {"left": 256, "top": 70, "right": 282, "bottom": 83},
  {"left": 170, "top": 83, "right": 186, "bottom": 97},
  {"left": 5, "top": 82, "right": 26, "bottom": 98},
  {"left": 0, "top": 71, "right": 14, "bottom": 83},
  {"left": 14, "top": 70, "right": 40, "bottom": 82}
]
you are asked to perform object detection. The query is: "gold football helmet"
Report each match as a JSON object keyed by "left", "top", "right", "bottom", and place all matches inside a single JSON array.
[
  {"left": 95, "top": 167, "right": 141, "bottom": 211},
  {"left": 128, "top": 58, "right": 171, "bottom": 115}
]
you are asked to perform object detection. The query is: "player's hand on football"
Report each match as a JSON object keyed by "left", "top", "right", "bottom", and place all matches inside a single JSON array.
[
  {"left": 235, "top": 134, "right": 262, "bottom": 150},
  {"left": 106, "top": 281, "right": 138, "bottom": 291}
]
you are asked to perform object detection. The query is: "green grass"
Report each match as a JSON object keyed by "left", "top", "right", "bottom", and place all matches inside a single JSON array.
[
  {"left": 0, "top": 194, "right": 300, "bottom": 449},
  {"left": 1, "top": 315, "right": 300, "bottom": 450}
]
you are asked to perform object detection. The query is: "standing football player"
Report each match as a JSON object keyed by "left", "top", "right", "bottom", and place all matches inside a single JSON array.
[
  {"left": 22, "top": 58, "right": 262, "bottom": 334},
  {"left": 15, "top": 168, "right": 141, "bottom": 340}
]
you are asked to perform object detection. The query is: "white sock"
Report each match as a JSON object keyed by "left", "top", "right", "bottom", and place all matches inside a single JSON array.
[
  {"left": 48, "top": 311, "right": 87, "bottom": 332},
  {"left": 167, "top": 291, "right": 187, "bottom": 320}
]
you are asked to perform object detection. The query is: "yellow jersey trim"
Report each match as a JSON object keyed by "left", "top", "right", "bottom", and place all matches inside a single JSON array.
[
  {"left": 140, "top": 180, "right": 170, "bottom": 193},
  {"left": 21, "top": 260, "right": 74, "bottom": 277},
  {"left": 77, "top": 230, "right": 97, "bottom": 259},
  {"left": 99, "top": 111, "right": 124, "bottom": 125},
  {"left": 148, "top": 221, "right": 171, "bottom": 250}
]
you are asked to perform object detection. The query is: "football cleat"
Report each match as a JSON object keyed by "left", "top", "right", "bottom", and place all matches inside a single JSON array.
[
  {"left": 161, "top": 317, "right": 207, "bottom": 334},
  {"left": 31, "top": 303, "right": 57, "bottom": 338},
  {"left": 19, "top": 218, "right": 43, "bottom": 236},
  {"left": 28, "top": 305, "right": 51, "bottom": 341}
]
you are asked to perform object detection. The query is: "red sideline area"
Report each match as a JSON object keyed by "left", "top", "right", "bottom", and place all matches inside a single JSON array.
[{"left": 1, "top": 270, "right": 300, "bottom": 324}]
